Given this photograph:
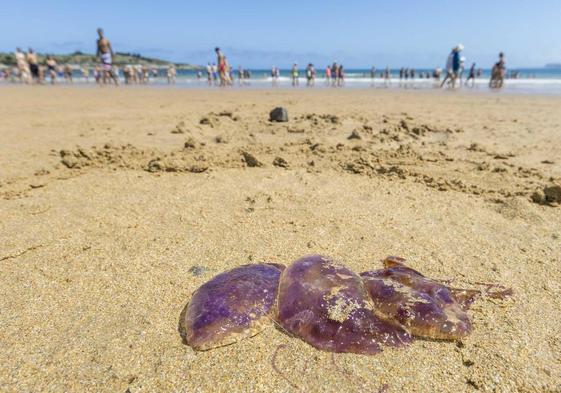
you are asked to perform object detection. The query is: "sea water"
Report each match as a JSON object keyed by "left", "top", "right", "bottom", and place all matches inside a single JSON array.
[{"left": 5, "top": 67, "right": 561, "bottom": 94}]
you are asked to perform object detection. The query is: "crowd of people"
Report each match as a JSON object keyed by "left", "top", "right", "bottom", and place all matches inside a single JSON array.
[{"left": 1, "top": 31, "right": 509, "bottom": 90}]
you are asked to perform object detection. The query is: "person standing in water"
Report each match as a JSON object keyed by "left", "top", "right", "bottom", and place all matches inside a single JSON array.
[
  {"left": 291, "top": 63, "right": 299, "bottom": 86},
  {"left": 325, "top": 65, "right": 331, "bottom": 85},
  {"left": 337, "top": 64, "right": 345, "bottom": 87},
  {"left": 331, "top": 62, "right": 338, "bottom": 86},
  {"left": 96, "top": 28, "right": 119, "bottom": 85},
  {"left": 215, "top": 47, "right": 228, "bottom": 86},
  {"left": 306, "top": 63, "right": 316, "bottom": 86}
]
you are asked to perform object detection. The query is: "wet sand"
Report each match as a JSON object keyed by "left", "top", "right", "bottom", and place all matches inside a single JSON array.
[{"left": 1, "top": 86, "right": 560, "bottom": 392}]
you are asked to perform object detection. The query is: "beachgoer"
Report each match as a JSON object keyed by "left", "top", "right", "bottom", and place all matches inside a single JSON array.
[
  {"left": 337, "top": 64, "right": 344, "bottom": 87},
  {"left": 212, "top": 63, "right": 218, "bottom": 83},
  {"left": 490, "top": 52, "right": 506, "bottom": 88},
  {"left": 15, "top": 48, "right": 30, "bottom": 84},
  {"left": 291, "top": 63, "right": 299, "bottom": 86},
  {"left": 167, "top": 64, "right": 176, "bottom": 84},
  {"left": 45, "top": 55, "right": 57, "bottom": 84},
  {"left": 325, "top": 65, "right": 331, "bottom": 85},
  {"left": 82, "top": 67, "right": 89, "bottom": 83},
  {"left": 306, "top": 63, "right": 315, "bottom": 86},
  {"left": 141, "top": 65, "right": 149, "bottom": 84},
  {"left": 63, "top": 64, "right": 73, "bottom": 84},
  {"left": 215, "top": 47, "right": 227, "bottom": 86},
  {"left": 123, "top": 66, "right": 131, "bottom": 84},
  {"left": 240, "top": 66, "right": 245, "bottom": 85},
  {"left": 228, "top": 63, "right": 235, "bottom": 84},
  {"left": 222, "top": 55, "right": 233, "bottom": 85},
  {"left": 96, "top": 28, "right": 119, "bottom": 85},
  {"left": 27, "top": 48, "right": 40, "bottom": 83},
  {"left": 331, "top": 62, "right": 338, "bottom": 86},
  {"left": 465, "top": 63, "right": 476, "bottom": 87},
  {"left": 384, "top": 66, "right": 391, "bottom": 85},
  {"left": 451, "top": 45, "right": 463, "bottom": 88},
  {"left": 458, "top": 57, "right": 466, "bottom": 86},
  {"left": 206, "top": 63, "right": 212, "bottom": 84},
  {"left": 441, "top": 45, "right": 462, "bottom": 88}
]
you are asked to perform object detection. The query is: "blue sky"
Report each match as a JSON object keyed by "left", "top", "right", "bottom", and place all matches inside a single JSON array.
[{"left": 1, "top": 0, "right": 560, "bottom": 68}]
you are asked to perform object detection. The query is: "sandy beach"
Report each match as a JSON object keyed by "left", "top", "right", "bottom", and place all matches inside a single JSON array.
[{"left": 1, "top": 86, "right": 560, "bottom": 392}]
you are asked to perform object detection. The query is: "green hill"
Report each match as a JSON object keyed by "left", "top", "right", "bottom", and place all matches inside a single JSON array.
[{"left": 0, "top": 51, "right": 202, "bottom": 70}]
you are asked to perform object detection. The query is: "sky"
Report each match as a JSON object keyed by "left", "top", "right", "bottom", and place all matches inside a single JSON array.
[{"left": 1, "top": 0, "right": 560, "bottom": 68}]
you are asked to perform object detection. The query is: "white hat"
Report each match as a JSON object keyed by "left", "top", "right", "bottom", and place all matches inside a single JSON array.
[{"left": 457, "top": 44, "right": 464, "bottom": 51}]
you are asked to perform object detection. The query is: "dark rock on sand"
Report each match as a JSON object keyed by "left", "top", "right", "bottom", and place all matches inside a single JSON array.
[
  {"left": 531, "top": 183, "right": 561, "bottom": 206},
  {"left": 269, "top": 107, "right": 289, "bottom": 122},
  {"left": 184, "top": 138, "right": 197, "bottom": 149},
  {"left": 273, "top": 157, "right": 289, "bottom": 168},
  {"left": 544, "top": 184, "right": 561, "bottom": 205},
  {"left": 348, "top": 130, "right": 362, "bottom": 140},
  {"left": 242, "top": 151, "right": 263, "bottom": 167}
]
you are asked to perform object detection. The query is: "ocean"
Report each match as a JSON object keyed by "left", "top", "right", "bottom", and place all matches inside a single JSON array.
[
  {"left": 143, "top": 67, "right": 561, "bottom": 94},
  {"left": 5, "top": 67, "right": 561, "bottom": 94}
]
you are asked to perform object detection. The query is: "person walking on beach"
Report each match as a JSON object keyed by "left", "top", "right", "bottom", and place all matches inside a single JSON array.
[
  {"left": 81, "top": 67, "right": 89, "bottom": 83},
  {"left": 337, "top": 64, "right": 345, "bottom": 87},
  {"left": 465, "top": 62, "right": 476, "bottom": 87},
  {"left": 440, "top": 44, "right": 462, "bottom": 88},
  {"left": 325, "top": 65, "right": 331, "bottom": 85},
  {"left": 45, "top": 55, "right": 57, "bottom": 84},
  {"left": 206, "top": 63, "right": 212, "bottom": 85},
  {"left": 215, "top": 47, "right": 228, "bottom": 86},
  {"left": 384, "top": 66, "right": 391, "bottom": 86},
  {"left": 451, "top": 45, "right": 463, "bottom": 88},
  {"left": 96, "top": 28, "right": 119, "bottom": 86},
  {"left": 458, "top": 57, "right": 465, "bottom": 86},
  {"left": 271, "top": 66, "right": 279, "bottom": 86},
  {"left": 331, "top": 62, "right": 338, "bottom": 86},
  {"left": 27, "top": 48, "right": 40, "bottom": 84},
  {"left": 15, "top": 48, "right": 30, "bottom": 84},
  {"left": 291, "top": 63, "right": 299, "bottom": 86},
  {"left": 167, "top": 64, "right": 176, "bottom": 84},
  {"left": 489, "top": 52, "right": 506, "bottom": 88},
  {"left": 306, "top": 63, "right": 316, "bottom": 86},
  {"left": 63, "top": 64, "right": 73, "bottom": 84}
]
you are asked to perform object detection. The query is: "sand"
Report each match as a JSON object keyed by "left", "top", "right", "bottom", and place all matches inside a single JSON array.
[{"left": 0, "top": 86, "right": 560, "bottom": 392}]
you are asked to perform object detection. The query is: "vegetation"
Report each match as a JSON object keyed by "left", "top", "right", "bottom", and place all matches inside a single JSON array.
[{"left": 0, "top": 51, "right": 202, "bottom": 70}]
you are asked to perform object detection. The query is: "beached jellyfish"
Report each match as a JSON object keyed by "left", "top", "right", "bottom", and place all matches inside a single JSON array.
[
  {"left": 181, "top": 263, "right": 283, "bottom": 350},
  {"left": 276, "top": 255, "right": 412, "bottom": 354},
  {"left": 180, "top": 254, "right": 510, "bottom": 354},
  {"left": 360, "top": 256, "right": 473, "bottom": 340}
]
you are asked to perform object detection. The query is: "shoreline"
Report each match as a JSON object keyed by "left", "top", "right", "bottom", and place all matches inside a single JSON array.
[{"left": 4, "top": 79, "right": 561, "bottom": 96}]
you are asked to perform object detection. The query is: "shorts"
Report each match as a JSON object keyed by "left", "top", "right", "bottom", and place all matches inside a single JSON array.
[
  {"left": 30, "top": 64, "right": 39, "bottom": 78},
  {"left": 101, "top": 53, "right": 112, "bottom": 71}
]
